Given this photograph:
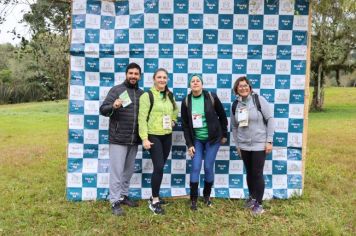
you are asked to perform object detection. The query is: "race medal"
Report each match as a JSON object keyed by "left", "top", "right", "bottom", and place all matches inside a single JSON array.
[
  {"left": 163, "top": 115, "right": 172, "bottom": 129},
  {"left": 192, "top": 113, "right": 203, "bottom": 128},
  {"left": 238, "top": 107, "right": 249, "bottom": 127}
]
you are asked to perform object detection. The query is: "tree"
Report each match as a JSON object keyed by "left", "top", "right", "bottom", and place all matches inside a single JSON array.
[{"left": 310, "top": 0, "right": 356, "bottom": 111}]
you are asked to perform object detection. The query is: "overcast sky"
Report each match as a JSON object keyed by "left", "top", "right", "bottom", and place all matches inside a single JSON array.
[{"left": 0, "top": 2, "right": 32, "bottom": 45}]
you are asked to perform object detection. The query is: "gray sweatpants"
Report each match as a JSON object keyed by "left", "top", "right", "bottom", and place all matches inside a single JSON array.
[{"left": 109, "top": 144, "right": 138, "bottom": 204}]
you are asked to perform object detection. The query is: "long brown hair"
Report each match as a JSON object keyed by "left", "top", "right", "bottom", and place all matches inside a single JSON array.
[{"left": 153, "top": 68, "right": 177, "bottom": 110}]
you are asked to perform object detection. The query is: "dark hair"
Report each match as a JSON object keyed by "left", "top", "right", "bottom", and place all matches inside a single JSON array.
[
  {"left": 125, "top": 62, "right": 142, "bottom": 75},
  {"left": 232, "top": 76, "right": 252, "bottom": 95},
  {"left": 153, "top": 68, "right": 177, "bottom": 110}
]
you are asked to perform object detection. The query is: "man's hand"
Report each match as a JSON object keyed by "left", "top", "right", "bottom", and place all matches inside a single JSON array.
[
  {"left": 113, "top": 99, "right": 123, "bottom": 109},
  {"left": 143, "top": 139, "right": 154, "bottom": 150},
  {"left": 188, "top": 146, "right": 195, "bottom": 158}
]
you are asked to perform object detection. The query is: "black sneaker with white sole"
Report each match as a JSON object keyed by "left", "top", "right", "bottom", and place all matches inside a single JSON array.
[
  {"left": 148, "top": 196, "right": 167, "bottom": 205},
  {"left": 119, "top": 195, "right": 138, "bottom": 207},
  {"left": 111, "top": 202, "right": 125, "bottom": 216},
  {"left": 149, "top": 202, "right": 165, "bottom": 215}
]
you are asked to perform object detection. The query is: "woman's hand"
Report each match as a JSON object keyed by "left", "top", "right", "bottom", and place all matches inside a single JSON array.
[
  {"left": 236, "top": 147, "right": 241, "bottom": 157},
  {"left": 188, "top": 146, "right": 195, "bottom": 158},
  {"left": 143, "top": 139, "right": 154, "bottom": 150},
  {"left": 265, "top": 142, "right": 273, "bottom": 154},
  {"left": 221, "top": 137, "right": 227, "bottom": 144}
]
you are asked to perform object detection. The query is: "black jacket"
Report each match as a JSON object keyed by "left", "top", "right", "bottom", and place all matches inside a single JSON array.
[
  {"left": 181, "top": 90, "right": 228, "bottom": 148},
  {"left": 99, "top": 80, "right": 144, "bottom": 145}
]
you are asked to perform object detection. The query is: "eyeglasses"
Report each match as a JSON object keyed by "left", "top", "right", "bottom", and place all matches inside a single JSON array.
[{"left": 238, "top": 84, "right": 249, "bottom": 89}]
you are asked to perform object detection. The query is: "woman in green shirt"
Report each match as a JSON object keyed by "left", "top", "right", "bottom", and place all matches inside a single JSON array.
[
  {"left": 138, "top": 68, "right": 178, "bottom": 215},
  {"left": 181, "top": 74, "right": 228, "bottom": 211}
]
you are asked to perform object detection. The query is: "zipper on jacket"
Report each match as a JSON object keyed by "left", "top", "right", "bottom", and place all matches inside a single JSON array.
[{"left": 130, "top": 89, "right": 136, "bottom": 145}]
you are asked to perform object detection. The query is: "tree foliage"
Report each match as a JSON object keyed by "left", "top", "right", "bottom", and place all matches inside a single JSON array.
[{"left": 310, "top": 0, "right": 356, "bottom": 111}]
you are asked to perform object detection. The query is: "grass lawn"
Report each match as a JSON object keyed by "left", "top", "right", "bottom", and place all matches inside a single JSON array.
[{"left": 0, "top": 87, "right": 355, "bottom": 235}]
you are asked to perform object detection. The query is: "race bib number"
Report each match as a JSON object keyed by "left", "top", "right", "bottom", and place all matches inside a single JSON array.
[
  {"left": 238, "top": 107, "right": 249, "bottom": 127},
  {"left": 163, "top": 115, "right": 171, "bottom": 129},
  {"left": 192, "top": 114, "right": 203, "bottom": 128}
]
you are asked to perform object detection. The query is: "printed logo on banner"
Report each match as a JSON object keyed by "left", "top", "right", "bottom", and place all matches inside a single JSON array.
[
  {"left": 171, "top": 174, "right": 185, "bottom": 187},
  {"left": 115, "top": 15, "right": 129, "bottom": 29},
  {"left": 98, "top": 159, "right": 110, "bottom": 173},
  {"left": 171, "top": 160, "right": 186, "bottom": 174},
  {"left": 203, "top": 59, "right": 217, "bottom": 74},
  {"left": 99, "top": 30, "right": 114, "bottom": 44},
  {"left": 203, "top": 30, "right": 218, "bottom": 44},
  {"left": 99, "top": 73, "right": 114, "bottom": 87},
  {"left": 219, "top": 29, "right": 233, "bottom": 43},
  {"left": 186, "top": 59, "right": 201, "bottom": 73},
  {"left": 204, "top": 0, "right": 219, "bottom": 14},
  {"left": 290, "top": 90, "right": 304, "bottom": 104},
  {"left": 292, "top": 31, "right": 307, "bottom": 45},
  {"left": 174, "top": 29, "right": 188, "bottom": 44},
  {"left": 273, "top": 160, "right": 288, "bottom": 175},
  {"left": 287, "top": 148, "right": 302, "bottom": 160},
  {"left": 295, "top": 0, "right": 309, "bottom": 15},
  {"left": 264, "top": 16, "right": 278, "bottom": 31},
  {"left": 69, "top": 129, "right": 84, "bottom": 144},
  {"left": 219, "top": 14, "right": 234, "bottom": 29},
  {"left": 98, "top": 130, "right": 108, "bottom": 144},
  {"left": 97, "top": 188, "right": 109, "bottom": 200},
  {"left": 233, "top": 30, "right": 248, "bottom": 45},
  {"left": 159, "top": 14, "right": 173, "bottom": 28},
  {"left": 276, "top": 60, "right": 291, "bottom": 75},
  {"left": 85, "top": 57, "right": 99, "bottom": 72},
  {"left": 289, "top": 104, "right": 304, "bottom": 118},
  {"left": 173, "top": 59, "right": 188, "bottom": 73},
  {"left": 129, "top": 29, "right": 145, "bottom": 43},
  {"left": 129, "top": 44, "right": 144, "bottom": 58},
  {"left": 249, "top": 15, "right": 263, "bottom": 30},
  {"left": 171, "top": 145, "right": 187, "bottom": 159},
  {"left": 72, "top": 29, "right": 85, "bottom": 44},
  {"left": 293, "top": 15, "right": 308, "bottom": 31},
  {"left": 275, "top": 89, "right": 290, "bottom": 104},
  {"left": 68, "top": 143, "right": 83, "bottom": 158},
  {"left": 275, "top": 75, "right": 290, "bottom": 89},
  {"left": 288, "top": 174, "right": 302, "bottom": 189},
  {"left": 67, "top": 188, "right": 82, "bottom": 201},
  {"left": 263, "top": 30, "right": 278, "bottom": 45},
  {"left": 260, "top": 89, "right": 275, "bottom": 103},
  {"left": 247, "top": 60, "right": 262, "bottom": 74},
  {"left": 247, "top": 45, "right": 262, "bottom": 59},
  {"left": 249, "top": 0, "right": 264, "bottom": 15},
  {"left": 162, "top": 160, "right": 171, "bottom": 174},
  {"left": 247, "top": 74, "right": 260, "bottom": 88},
  {"left": 217, "top": 60, "right": 232, "bottom": 74},
  {"left": 288, "top": 133, "right": 303, "bottom": 147},
  {"left": 84, "top": 115, "right": 99, "bottom": 130},
  {"left": 98, "top": 144, "right": 109, "bottom": 159},
  {"left": 264, "top": 1, "right": 278, "bottom": 14},
  {"left": 288, "top": 119, "right": 303, "bottom": 133},
  {"left": 82, "top": 173, "right": 97, "bottom": 187},
  {"left": 274, "top": 118, "right": 289, "bottom": 133},
  {"left": 82, "top": 158, "right": 98, "bottom": 173},
  {"left": 84, "top": 100, "right": 99, "bottom": 115},
  {"left": 291, "top": 45, "right": 307, "bottom": 60},
  {"left": 287, "top": 161, "right": 302, "bottom": 174},
  {"left": 144, "top": 58, "right": 159, "bottom": 73},
  {"left": 214, "top": 188, "right": 229, "bottom": 198},
  {"left": 291, "top": 60, "right": 306, "bottom": 75},
  {"left": 229, "top": 174, "right": 243, "bottom": 188},
  {"left": 273, "top": 147, "right": 288, "bottom": 160},
  {"left": 264, "top": 160, "right": 272, "bottom": 173},
  {"left": 233, "top": 59, "right": 247, "bottom": 74},
  {"left": 142, "top": 174, "right": 152, "bottom": 188},
  {"left": 262, "top": 45, "right": 277, "bottom": 60},
  {"left": 234, "top": 0, "right": 248, "bottom": 14},
  {"left": 72, "top": 15, "right": 85, "bottom": 29},
  {"left": 86, "top": 14, "right": 100, "bottom": 29},
  {"left": 144, "top": 29, "right": 159, "bottom": 43},
  {"left": 188, "top": 44, "right": 202, "bottom": 58},
  {"left": 260, "top": 74, "right": 275, "bottom": 89},
  {"left": 217, "top": 74, "right": 232, "bottom": 88},
  {"left": 174, "top": 14, "right": 188, "bottom": 29},
  {"left": 264, "top": 175, "right": 273, "bottom": 189},
  {"left": 215, "top": 160, "right": 229, "bottom": 174},
  {"left": 215, "top": 175, "right": 229, "bottom": 187},
  {"left": 83, "top": 144, "right": 98, "bottom": 159},
  {"left": 68, "top": 158, "right": 83, "bottom": 173},
  {"left": 203, "top": 44, "right": 218, "bottom": 58},
  {"left": 274, "top": 132, "right": 288, "bottom": 147}
]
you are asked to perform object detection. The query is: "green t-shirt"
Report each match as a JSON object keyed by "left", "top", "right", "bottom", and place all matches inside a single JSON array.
[{"left": 191, "top": 94, "right": 208, "bottom": 140}]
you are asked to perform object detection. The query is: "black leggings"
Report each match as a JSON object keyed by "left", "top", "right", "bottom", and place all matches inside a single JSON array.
[
  {"left": 240, "top": 150, "right": 266, "bottom": 204},
  {"left": 148, "top": 134, "right": 172, "bottom": 197}
]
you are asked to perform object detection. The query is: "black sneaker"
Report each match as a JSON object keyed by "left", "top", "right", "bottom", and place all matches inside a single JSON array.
[
  {"left": 148, "top": 196, "right": 167, "bottom": 205},
  {"left": 190, "top": 200, "right": 197, "bottom": 211},
  {"left": 111, "top": 202, "right": 125, "bottom": 216},
  {"left": 204, "top": 197, "right": 212, "bottom": 207},
  {"left": 149, "top": 202, "right": 165, "bottom": 215},
  {"left": 119, "top": 195, "right": 138, "bottom": 207}
]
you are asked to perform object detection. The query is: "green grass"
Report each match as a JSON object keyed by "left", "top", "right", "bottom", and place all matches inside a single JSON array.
[{"left": 0, "top": 88, "right": 355, "bottom": 235}]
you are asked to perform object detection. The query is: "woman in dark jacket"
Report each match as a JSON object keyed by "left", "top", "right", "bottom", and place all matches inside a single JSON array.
[{"left": 181, "top": 74, "right": 228, "bottom": 210}]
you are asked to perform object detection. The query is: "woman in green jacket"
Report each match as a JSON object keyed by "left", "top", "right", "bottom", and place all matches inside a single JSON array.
[{"left": 138, "top": 68, "right": 178, "bottom": 215}]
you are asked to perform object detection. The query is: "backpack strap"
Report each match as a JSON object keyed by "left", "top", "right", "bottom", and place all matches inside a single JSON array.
[
  {"left": 147, "top": 90, "right": 154, "bottom": 122},
  {"left": 252, "top": 93, "right": 267, "bottom": 125},
  {"left": 232, "top": 100, "right": 238, "bottom": 116}
]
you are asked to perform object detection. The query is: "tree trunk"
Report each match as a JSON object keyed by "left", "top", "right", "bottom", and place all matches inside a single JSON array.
[
  {"left": 335, "top": 69, "right": 340, "bottom": 87},
  {"left": 310, "top": 62, "right": 324, "bottom": 111}
]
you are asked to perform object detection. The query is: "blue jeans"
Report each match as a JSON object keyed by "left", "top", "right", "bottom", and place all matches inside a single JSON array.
[{"left": 190, "top": 139, "right": 221, "bottom": 183}]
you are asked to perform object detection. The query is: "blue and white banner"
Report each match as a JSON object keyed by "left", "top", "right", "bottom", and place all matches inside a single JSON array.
[{"left": 67, "top": 0, "right": 310, "bottom": 201}]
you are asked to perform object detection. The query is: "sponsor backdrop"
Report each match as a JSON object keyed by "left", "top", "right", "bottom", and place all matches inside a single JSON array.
[{"left": 67, "top": 0, "right": 310, "bottom": 201}]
